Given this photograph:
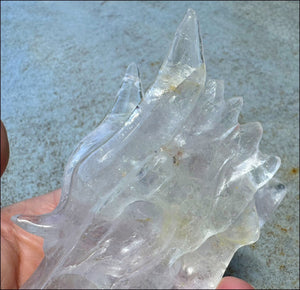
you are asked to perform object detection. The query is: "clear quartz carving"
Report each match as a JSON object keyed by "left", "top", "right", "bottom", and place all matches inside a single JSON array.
[{"left": 13, "top": 9, "right": 286, "bottom": 289}]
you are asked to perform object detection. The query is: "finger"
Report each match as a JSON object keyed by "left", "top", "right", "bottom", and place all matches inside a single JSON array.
[
  {"left": 217, "top": 276, "right": 254, "bottom": 289},
  {"left": 2, "top": 189, "right": 61, "bottom": 220},
  {"left": 1, "top": 120, "right": 9, "bottom": 176}
]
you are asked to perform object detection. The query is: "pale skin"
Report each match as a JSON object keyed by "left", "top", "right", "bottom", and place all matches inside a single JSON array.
[{"left": 1, "top": 121, "right": 254, "bottom": 289}]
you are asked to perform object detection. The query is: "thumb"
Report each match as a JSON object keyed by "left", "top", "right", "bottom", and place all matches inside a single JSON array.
[{"left": 217, "top": 276, "right": 254, "bottom": 289}]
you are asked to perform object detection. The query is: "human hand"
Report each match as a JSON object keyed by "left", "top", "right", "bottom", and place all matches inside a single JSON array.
[
  {"left": 1, "top": 121, "right": 61, "bottom": 288},
  {"left": 217, "top": 276, "right": 254, "bottom": 289},
  {"left": 0, "top": 120, "right": 253, "bottom": 289},
  {"left": 1, "top": 189, "right": 61, "bottom": 289}
]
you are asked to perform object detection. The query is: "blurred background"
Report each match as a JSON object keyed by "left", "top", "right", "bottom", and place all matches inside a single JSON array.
[{"left": 1, "top": 1, "right": 299, "bottom": 289}]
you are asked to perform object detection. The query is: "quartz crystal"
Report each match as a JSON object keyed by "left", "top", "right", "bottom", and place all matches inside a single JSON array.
[{"left": 13, "top": 9, "right": 286, "bottom": 289}]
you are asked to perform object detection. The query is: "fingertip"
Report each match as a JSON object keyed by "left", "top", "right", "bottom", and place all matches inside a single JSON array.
[{"left": 217, "top": 276, "right": 254, "bottom": 289}]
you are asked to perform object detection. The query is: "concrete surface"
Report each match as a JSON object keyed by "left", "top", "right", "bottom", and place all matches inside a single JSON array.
[{"left": 1, "top": 1, "right": 299, "bottom": 289}]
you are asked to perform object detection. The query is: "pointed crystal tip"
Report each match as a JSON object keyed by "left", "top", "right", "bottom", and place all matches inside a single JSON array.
[
  {"left": 124, "top": 62, "right": 139, "bottom": 80},
  {"left": 167, "top": 8, "right": 204, "bottom": 68},
  {"left": 111, "top": 62, "right": 143, "bottom": 114},
  {"left": 186, "top": 8, "right": 197, "bottom": 18},
  {"left": 145, "top": 9, "right": 206, "bottom": 102}
]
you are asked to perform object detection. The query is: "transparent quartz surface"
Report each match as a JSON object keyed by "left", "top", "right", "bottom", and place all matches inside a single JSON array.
[{"left": 12, "top": 9, "right": 286, "bottom": 289}]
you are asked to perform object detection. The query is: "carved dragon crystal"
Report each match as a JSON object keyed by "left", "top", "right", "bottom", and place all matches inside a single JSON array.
[{"left": 13, "top": 9, "right": 286, "bottom": 289}]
